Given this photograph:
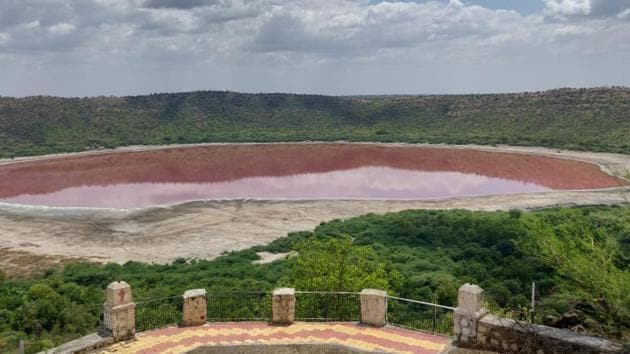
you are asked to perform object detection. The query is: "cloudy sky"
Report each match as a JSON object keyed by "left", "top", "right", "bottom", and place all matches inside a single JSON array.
[{"left": 1, "top": 0, "right": 629, "bottom": 97}]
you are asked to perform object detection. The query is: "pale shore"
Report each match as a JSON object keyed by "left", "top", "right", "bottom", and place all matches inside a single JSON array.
[{"left": 0, "top": 142, "right": 628, "bottom": 275}]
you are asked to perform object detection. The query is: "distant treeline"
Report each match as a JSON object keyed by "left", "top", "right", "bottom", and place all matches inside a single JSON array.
[{"left": 1, "top": 87, "right": 629, "bottom": 158}]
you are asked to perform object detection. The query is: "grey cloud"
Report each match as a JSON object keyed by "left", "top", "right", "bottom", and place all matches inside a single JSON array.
[
  {"left": 143, "top": 0, "right": 215, "bottom": 9},
  {"left": 0, "top": 0, "right": 262, "bottom": 54},
  {"left": 0, "top": 0, "right": 629, "bottom": 97},
  {"left": 197, "top": 1, "right": 263, "bottom": 23},
  {"left": 136, "top": 0, "right": 264, "bottom": 36},
  {"left": 0, "top": 0, "right": 126, "bottom": 53},
  {"left": 0, "top": 0, "right": 75, "bottom": 30},
  {"left": 543, "top": 0, "right": 630, "bottom": 20},
  {"left": 250, "top": 15, "right": 339, "bottom": 54},
  {"left": 590, "top": 0, "right": 630, "bottom": 16},
  {"left": 249, "top": 1, "right": 527, "bottom": 57},
  {"left": 0, "top": 1, "right": 26, "bottom": 30}
]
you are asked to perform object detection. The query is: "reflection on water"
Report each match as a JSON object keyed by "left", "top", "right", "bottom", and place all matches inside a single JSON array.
[
  {"left": 2, "top": 144, "right": 621, "bottom": 208},
  {"left": 1, "top": 166, "right": 551, "bottom": 208}
]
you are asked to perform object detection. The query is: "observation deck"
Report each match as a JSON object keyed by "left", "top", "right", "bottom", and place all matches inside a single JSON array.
[
  {"left": 39, "top": 283, "right": 620, "bottom": 354},
  {"left": 100, "top": 322, "right": 450, "bottom": 354}
]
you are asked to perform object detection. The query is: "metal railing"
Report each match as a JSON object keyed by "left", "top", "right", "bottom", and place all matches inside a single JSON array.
[
  {"left": 206, "top": 291, "right": 272, "bottom": 322},
  {"left": 135, "top": 296, "right": 183, "bottom": 332},
  {"left": 131, "top": 291, "right": 457, "bottom": 337},
  {"left": 295, "top": 291, "right": 360, "bottom": 322},
  {"left": 386, "top": 296, "right": 455, "bottom": 335}
]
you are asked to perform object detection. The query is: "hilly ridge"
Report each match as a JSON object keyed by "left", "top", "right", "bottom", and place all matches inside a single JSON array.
[{"left": 1, "top": 87, "right": 629, "bottom": 158}]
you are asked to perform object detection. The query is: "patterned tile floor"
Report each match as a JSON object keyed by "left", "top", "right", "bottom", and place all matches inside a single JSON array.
[{"left": 100, "top": 322, "right": 450, "bottom": 354}]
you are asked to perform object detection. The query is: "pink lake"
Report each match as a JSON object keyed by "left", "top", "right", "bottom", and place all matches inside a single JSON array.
[{"left": 0, "top": 144, "right": 624, "bottom": 208}]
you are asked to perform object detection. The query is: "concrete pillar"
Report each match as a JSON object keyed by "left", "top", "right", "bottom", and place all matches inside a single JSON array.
[
  {"left": 272, "top": 288, "right": 295, "bottom": 324},
  {"left": 360, "top": 289, "right": 387, "bottom": 327},
  {"left": 454, "top": 283, "right": 487, "bottom": 345},
  {"left": 103, "top": 281, "right": 135, "bottom": 342},
  {"left": 183, "top": 289, "right": 207, "bottom": 326}
]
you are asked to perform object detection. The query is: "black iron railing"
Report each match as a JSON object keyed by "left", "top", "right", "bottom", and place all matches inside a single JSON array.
[
  {"left": 206, "top": 291, "right": 272, "bottom": 321},
  {"left": 386, "top": 296, "right": 455, "bottom": 335},
  {"left": 135, "top": 296, "right": 183, "bottom": 332},
  {"left": 131, "top": 291, "right": 456, "bottom": 336},
  {"left": 295, "top": 291, "right": 360, "bottom": 322}
]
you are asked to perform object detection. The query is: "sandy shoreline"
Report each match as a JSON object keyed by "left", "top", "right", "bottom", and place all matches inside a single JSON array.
[{"left": 0, "top": 142, "right": 628, "bottom": 274}]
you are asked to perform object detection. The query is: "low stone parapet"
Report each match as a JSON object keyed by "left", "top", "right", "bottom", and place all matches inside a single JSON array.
[
  {"left": 453, "top": 283, "right": 622, "bottom": 353},
  {"left": 37, "top": 331, "right": 113, "bottom": 354},
  {"left": 476, "top": 314, "right": 622, "bottom": 353}
]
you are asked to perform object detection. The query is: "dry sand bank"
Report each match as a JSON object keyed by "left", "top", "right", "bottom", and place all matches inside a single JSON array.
[
  {"left": 0, "top": 143, "right": 628, "bottom": 273},
  {"left": 0, "top": 190, "right": 627, "bottom": 268}
]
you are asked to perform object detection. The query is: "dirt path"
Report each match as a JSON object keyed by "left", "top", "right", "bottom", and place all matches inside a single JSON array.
[{"left": 0, "top": 143, "right": 628, "bottom": 272}]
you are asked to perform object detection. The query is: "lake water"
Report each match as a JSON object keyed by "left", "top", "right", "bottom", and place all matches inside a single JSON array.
[{"left": 0, "top": 144, "right": 623, "bottom": 208}]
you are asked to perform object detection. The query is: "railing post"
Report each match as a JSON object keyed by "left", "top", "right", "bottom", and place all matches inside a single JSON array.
[
  {"left": 360, "top": 289, "right": 387, "bottom": 327},
  {"left": 272, "top": 288, "right": 295, "bottom": 324},
  {"left": 454, "top": 283, "right": 487, "bottom": 346},
  {"left": 104, "top": 281, "right": 136, "bottom": 342},
  {"left": 183, "top": 289, "right": 207, "bottom": 326}
]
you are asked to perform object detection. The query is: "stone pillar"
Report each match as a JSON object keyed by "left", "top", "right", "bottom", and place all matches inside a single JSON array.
[
  {"left": 454, "top": 283, "right": 487, "bottom": 346},
  {"left": 103, "top": 281, "right": 135, "bottom": 342},
  {"left": 272, "top": 288, "right": 295, "bottom": 324},
  {"left": 183, "top": 289, "right": 207, "bottom": 326},
  {"left": 360, "top": 289, "right": 387, "bottom": 327}
]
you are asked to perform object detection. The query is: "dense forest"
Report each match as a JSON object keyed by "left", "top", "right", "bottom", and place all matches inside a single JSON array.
[
  {"left": 0, "top": 205, "right": 628, "bottom": 352},
  {"left": 1, "top": 87, "right": 630, "bottom": 158}
]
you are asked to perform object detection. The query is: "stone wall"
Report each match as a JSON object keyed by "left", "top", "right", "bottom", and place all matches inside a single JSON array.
[
  {"left": 475, "top": 314, "right": 622, "bottom": 354},
  {"left": 43, "top": 281, "right": 625, "bottom": 354},
  {"left": 453, "top": 284, "right": 622, "bottom": 353}
]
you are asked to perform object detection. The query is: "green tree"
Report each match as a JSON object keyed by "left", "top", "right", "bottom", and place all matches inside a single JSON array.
[
  {"left": 517, "top": 210, "right": 630, "bottom": 333},
  {"left": 281, "top": 235, "right": 401, "bottom": 321},
  {"left": 20, "top": 284, "right": 67, "bottom": 334},
  {"left": 284, "top": 235, "right": 401, "bottom": 292}
]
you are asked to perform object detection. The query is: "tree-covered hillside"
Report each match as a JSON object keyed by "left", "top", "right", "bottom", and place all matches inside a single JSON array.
[
  {"left": 1, "top": 87, "right": 629, "bottom": 158},
  {"left": 1, "top": 206, "right": 628, "bottom": 352}
]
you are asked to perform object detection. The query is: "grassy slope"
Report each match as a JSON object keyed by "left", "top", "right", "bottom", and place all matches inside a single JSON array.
[{"left": 1, "top": 87, "right": 629, "bottom": 158}]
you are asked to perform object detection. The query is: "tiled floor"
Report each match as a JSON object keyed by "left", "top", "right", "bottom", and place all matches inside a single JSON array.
[{"left": 101, "top": 322, "right": 450, "bottom": 354}]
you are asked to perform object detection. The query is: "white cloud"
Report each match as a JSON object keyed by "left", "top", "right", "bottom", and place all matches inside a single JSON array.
[
  {"left": 0, "top": 33, "right": 9, "bottom": 46},
  {"left": 544, "top": 0, "right": 630, "bottom": 19},
  {"left": 25, "top": 20, "right": 41, "bottom": 30},
  {"left": 141, "top": 8, "right": 200, "bottom": 33},
  {"left": 249, "top": 0, "right": 532, "bottom": 59},
  {"left": 544, "top": 0, "right": 591, "bottom": 18},
  {"left": 49, "top": 22, "right": 76, "bottom": 35}
]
